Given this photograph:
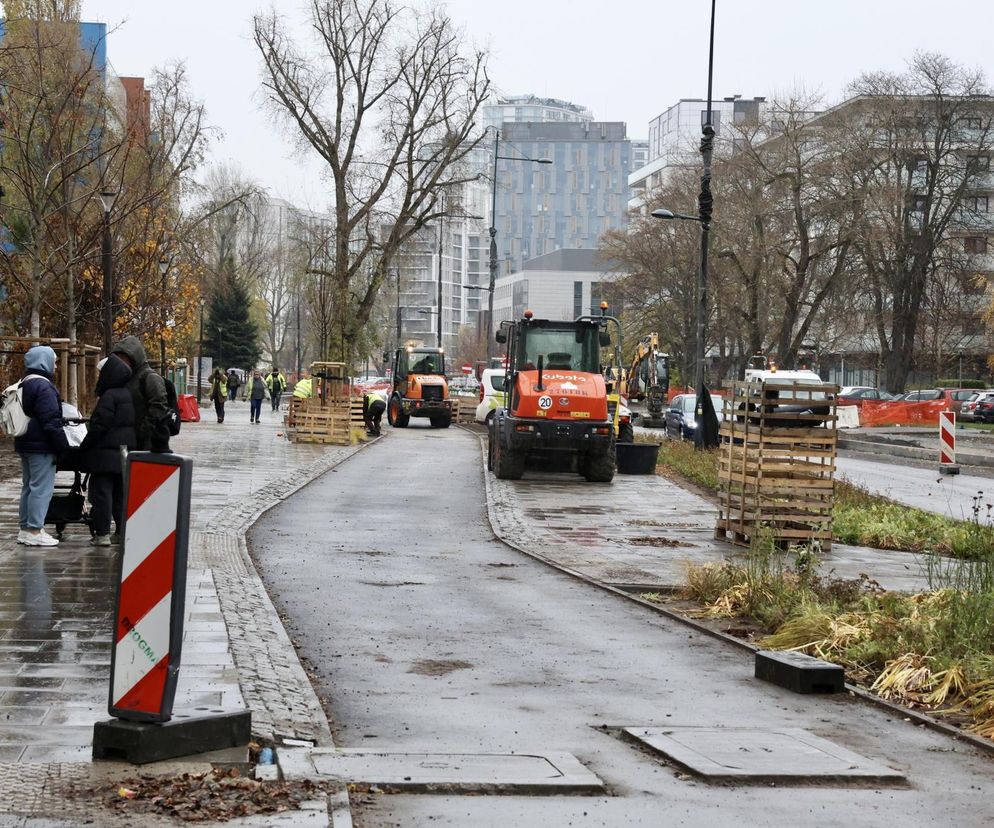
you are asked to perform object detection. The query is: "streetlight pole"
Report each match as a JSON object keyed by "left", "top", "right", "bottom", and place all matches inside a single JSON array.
[
  {"left": 158, "top": 258, "right": 169, "bottom": 371},
  {"left": 485, "top": 127, "right": 553, "bottom": 360},
  {"left": 486, "top": 128, "right": 500, "bottom": 361},
  {"left": 197, "top": 299, "right": 205, "bottom": 404},
  {"left": 650, "top": 0, "right": 718, "bottom": 450},
  {"left": 395, "top": 268, "right": 402, "bottom": 353},
  {"left": 99, "top": 189, "right": 117, "bottom": 353},
  {"left": 437, "top": 215, "right": 444, "bottom": 349}
]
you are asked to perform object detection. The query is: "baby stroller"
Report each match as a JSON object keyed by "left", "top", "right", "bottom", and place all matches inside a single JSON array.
[
  {"left": 44, "top": 407, "right": 93, "bottom": 540},
  {"left": 45, "top": 465, "right": 92, "bottom": 540}
]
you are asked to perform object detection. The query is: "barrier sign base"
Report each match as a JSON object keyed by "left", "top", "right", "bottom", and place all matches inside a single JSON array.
[
  {"left": 93, "top": 710, "right": 251, "bottom": 765},
  {"left": 939, "top": 464, "right": 961, "bottom": 476}
]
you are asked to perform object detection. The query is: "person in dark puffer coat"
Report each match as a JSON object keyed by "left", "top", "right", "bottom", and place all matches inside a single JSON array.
[
  {"left": 80, "top": 354, "right": 136, "bottom": 546},
  {"left": 111, "top": 336, "right": 169, "bottom": 452},
  {"left": 15, "top": 345, "right": 70, "bottom": 547}
]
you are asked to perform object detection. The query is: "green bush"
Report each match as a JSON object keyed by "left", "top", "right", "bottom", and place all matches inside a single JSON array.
[{"left": 937, "top": 378, "right": 987, "bottom": 389}]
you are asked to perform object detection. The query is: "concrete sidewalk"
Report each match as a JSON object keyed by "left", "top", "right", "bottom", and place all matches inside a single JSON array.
[
  {"left": 484, "top": 439, "right": 931, "bottom": 593},
  {"left": 0, "top": 399, "right": 355, "bottom": 824}
]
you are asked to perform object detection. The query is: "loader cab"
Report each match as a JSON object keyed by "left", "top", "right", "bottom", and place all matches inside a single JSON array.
[
  {"left": 497, "top": 314, "right": 604, "bottom": 400},
  {"left": 392, "top": 347, "right": 445, "bottom": 396}
]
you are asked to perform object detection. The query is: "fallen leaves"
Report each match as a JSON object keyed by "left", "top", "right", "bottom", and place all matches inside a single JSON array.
[{"left": 91, "top": 767, "right": 326, "bottom": 822}]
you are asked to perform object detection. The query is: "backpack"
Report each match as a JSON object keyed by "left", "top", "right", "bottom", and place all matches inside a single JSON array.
[
  {"left": 163, "top": 377, "right": 182, "bottom": 436},
  {"left": 0, "top": 375, "right": 48, "bottom": 437}
]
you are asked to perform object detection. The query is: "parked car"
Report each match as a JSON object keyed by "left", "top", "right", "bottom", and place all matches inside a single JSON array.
[
  {"left": 474, "top": 368, "right": 507, "bottom": 425},
  {"left": 448, "top": 375, "right": 481, "bottom": 400},
  {"left": 665, "top": 393, "right": 725, "bottom": 440},
  {"left": 899, "top": 388, "right": 976, "bottom": 413},
  {"left": 960, "top": 392, "right": 987, "bottom": 423},
  {"left": 836, "top": 387, "right": 894, "bottom": 408},
  {"left": 974, "top": 392, "right": 994, "bottom": 424}
]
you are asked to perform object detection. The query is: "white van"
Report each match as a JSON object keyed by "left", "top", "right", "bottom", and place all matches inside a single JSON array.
[{"left": 474, "top": 368, "right": 508, "bottom": 424}]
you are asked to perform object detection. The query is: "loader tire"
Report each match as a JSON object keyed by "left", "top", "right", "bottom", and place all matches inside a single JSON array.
[
  {"left": 582, "top": 440, "right": 616, "bottom": 483},
  {"left": 493, "top": 433, "right": 525, "bottom": 480},
  {"left": 430, "top": 415, "right": 451, "bottom": 429},
  {"left": 388, "top": 396, "right": 409, "bottom": 428},
  {"left": 618, "top": 422, "right": 634, "bottom": 444}
]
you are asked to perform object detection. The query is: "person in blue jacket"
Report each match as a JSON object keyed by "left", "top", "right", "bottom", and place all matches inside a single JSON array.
[{"left": 15, "top": 345, "right": 69, "bottom": 546}]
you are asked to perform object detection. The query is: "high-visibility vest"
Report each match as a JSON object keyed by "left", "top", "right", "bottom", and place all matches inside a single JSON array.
[
  {"left": 364, "top": 390, "right": 387, "bottom": 406},
  {"left": 293, "top": 378, "right": 313, "bottom": 398}
]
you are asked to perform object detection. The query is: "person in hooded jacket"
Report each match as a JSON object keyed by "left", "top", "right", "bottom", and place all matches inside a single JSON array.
[
  {"left": 15, "top": 345, "right": 70, "bottom": 547},
  {"left": 111, "top": 336, "right": 170, "bottom": 452},
  {"left": 80, "top": 354, "right": 136, "bottom": 546}
]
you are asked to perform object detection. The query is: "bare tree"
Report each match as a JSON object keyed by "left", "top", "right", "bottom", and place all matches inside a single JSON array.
[
  {"left": 253, "top": 0, "right": 489, "bottom": 360},
  {"left": 842, "top": 53, "right": 994, "bottom": 392}
]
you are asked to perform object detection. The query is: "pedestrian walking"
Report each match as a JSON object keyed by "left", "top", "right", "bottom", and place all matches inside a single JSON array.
[
  {"left": 226, "top": 369, "right": 241, "bottom": 402},
  {"left": 79, "top": 354, "right": 135, "bottom": 546},
  {"left": 111, "top": 336, "right": 170, "bottom": 452},
  {"left": 247, "top": 370, "right": 268, "bottom": 423},
  {"left": 363, "top": 388, "right": 387, "bottom": 436},
  {"left": 15, "top": 345, "right": 70, "bottom": 547},
  {"left": 266, "top": 368, "right": 286, "bottom": 411},
  {"left": 209, "top": 368, "right": 227, "bottom": 423}
]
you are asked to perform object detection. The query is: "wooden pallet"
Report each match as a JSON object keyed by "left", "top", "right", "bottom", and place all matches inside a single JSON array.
[
  {"left": 452, "top": 397, "right": 476, "bottom": 424},
  {"left": 716, "top": 379, "right": 839, "bottom": 550},
  {"left": 285, "top": 401, "right": 359, "bottom": 445}
]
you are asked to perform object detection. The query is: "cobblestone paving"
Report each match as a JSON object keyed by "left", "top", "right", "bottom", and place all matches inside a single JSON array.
[
  {"left": 0, "top": 399, "right": 359, "bottom": 821},
  {"left": 482, "top": 438, "right": 932, "bottom": 592}
]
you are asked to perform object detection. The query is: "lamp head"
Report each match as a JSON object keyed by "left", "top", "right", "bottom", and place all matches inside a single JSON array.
[{"left": 651, "top": 208, "right": 675, "bottom": 220}]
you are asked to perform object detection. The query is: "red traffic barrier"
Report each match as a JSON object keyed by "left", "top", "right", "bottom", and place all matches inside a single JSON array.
[
  {"left": 108, "top": 452, "right": 193, "bottom": 722},
  {"left": 177, "top": 394, "right": 200, "bottom": 422}
]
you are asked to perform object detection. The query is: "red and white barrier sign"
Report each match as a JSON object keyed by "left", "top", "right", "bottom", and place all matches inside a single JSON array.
[
  {"left": 109, "top": 452, "right": 193, "bottom": 722},
  {"left": 939, "top": 410, "right": 956, "bottom": 466}
]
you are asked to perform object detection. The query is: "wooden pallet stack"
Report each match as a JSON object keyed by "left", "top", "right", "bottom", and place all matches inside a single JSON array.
[
  {"left": 716, "top": 379, "right": 839, "bottom": 551},
  {"left": 285, "top": 361, "right": 368, "bottom": 445}
]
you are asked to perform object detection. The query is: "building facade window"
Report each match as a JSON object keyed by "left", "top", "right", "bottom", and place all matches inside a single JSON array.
[
  {"left": 965, "top": 195, "right": 990, "bottom": 213},
  {"left": 573, "top": 281, "right": 583, "bottom": 318},
  {"left": 964, "top": 236, "right": 989, "bottom": 254}
]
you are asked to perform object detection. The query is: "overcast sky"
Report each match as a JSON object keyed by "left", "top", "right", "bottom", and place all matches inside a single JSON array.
[{"left": 62, "top": 0, "right": 994, "bottom": 207}]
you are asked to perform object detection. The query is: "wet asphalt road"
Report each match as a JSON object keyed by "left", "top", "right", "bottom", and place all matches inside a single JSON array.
[{"left": 249, "top": 424, "right": 994, "bottom": 827}]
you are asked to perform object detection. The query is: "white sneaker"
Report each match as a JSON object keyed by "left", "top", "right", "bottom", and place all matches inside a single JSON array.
[
  {"left": 16, "top": 530, "right": 30, "bottom": 544},
  {"left": 22, "top": 530, "right": 58, "bottom": 547}
]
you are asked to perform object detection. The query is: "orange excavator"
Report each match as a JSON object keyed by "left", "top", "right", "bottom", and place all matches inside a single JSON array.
[
  {"left": 387, "top": 346, "right": 452, "bottom": 428},
  {"left": 487, "top": 304, "right": 618, "bottom": 482}
]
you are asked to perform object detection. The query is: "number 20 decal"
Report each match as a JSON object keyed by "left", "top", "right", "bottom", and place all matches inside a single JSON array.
[{"left": 538, "top": 395, "right": 553, "bottom": 410}]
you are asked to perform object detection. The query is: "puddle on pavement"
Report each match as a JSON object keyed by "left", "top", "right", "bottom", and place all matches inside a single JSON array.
[{"left": 408, "top": 659, "right": 474, "bottom": 676}]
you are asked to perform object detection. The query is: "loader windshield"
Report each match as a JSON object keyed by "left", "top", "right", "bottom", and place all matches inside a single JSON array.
[
  {"left": 518, "top": 324, "right": 600, "bottom": 373},
  {"left": 408, "top": 352, "right": 445, "bottom": 375}
]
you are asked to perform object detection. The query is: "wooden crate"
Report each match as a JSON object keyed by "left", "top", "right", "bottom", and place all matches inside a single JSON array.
[
  {"left": 452, "top": 397, "right": 476, "bottom": 424},
  {"left": 286, "top": 401, "right": 353, "bottom": 445},
  {"left": 716, "top": 379, "right": 839, "bottom": 551}
]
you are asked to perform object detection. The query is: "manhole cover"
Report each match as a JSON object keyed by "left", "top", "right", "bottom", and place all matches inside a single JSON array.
[
  {"left": 623, "top": 727, "right": 905, "bottom": 783},
  {"left": 280, "top": 748, "right": 604, "bottom": 794}
]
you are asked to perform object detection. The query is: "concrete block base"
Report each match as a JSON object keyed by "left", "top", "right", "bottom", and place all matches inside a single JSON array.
[
  {"left": 755, "top": 649, "right": 844, "bottom": 694},
  {"left": 939, "top": 464, "right": 961, "bottom": 475},
  {"left": 92, "top": 710, "right": 251, "bottom": 765}
]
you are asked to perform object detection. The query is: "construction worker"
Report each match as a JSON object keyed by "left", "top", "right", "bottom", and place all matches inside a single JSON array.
[
  {"left": 266, "top": 367, "right": 287, "bottom": 411},
  {"left": 292, "top": 375, "right": 313, "bottom": 399},
  {"left": 363, "top": 388, "right": 387, "bottom": 436}
]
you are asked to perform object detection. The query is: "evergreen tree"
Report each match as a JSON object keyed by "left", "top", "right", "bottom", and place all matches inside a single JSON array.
[{"left": 204, "top": 270, "right": 261, "bottom": 372}]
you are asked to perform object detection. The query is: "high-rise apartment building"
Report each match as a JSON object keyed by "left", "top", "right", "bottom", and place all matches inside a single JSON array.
[
  {"left": 628, "top": 96, "right": 768, "bottom": 210},
  {"left": 494, "top": 120, "right": 632, "bottom": 275}
]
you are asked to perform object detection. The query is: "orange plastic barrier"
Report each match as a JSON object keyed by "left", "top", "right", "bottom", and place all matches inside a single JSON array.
[
  {"left": 859, "top": 399, "right": 946, "bottom": 427},
  {"left": 177, "top": 394, "right": 200, "bottom": 423}
]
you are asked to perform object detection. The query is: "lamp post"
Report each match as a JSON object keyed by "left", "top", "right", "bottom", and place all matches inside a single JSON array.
[
  {"left": 158, "top": 258, "right": 169, "bottom": 371},
  {"left": 395, "top": 269, "right": 402, "bottom": 353},
  {"left": 650, "top": 0, "right": 718, "bottom": 450},
  {"left": 197, "top": 298, "right": 205, "bottom": 403},
  {"left": 485, "top": 127, "right": 553, "bottom": 359},
  {"left": 98, "top": 188, "right": 117, "bottom": 353},
  {"left": 217, "top": 325, "right": 224, "bottom": 370}
]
